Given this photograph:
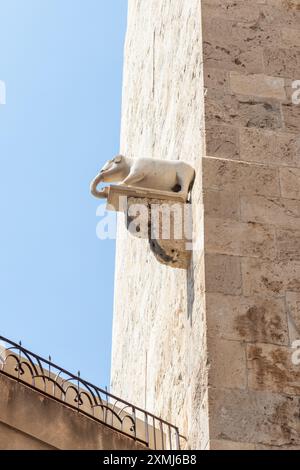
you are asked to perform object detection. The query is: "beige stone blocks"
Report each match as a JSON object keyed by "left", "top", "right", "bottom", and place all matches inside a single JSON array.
[
  {"left": 203, "top": 190, "right": 240, "bottom": 221},
  {"left": 205, "top": 217, "right": 276, "bottom": 259},
  {"left": 206, "top": 293, "right": 289, "bottom": 345},
  {"left": 210, "top": 440, "right": 256, "bottom": 450},
  {"left": 204, "top": 68, "right": 229, "bottom": 93},
  {"left": 240, "top": 128, "right": 300, "bottom": 167},
  {"left": 241, "top": 194, "right": 300, "bottom": 230},
  {"left": 247, "top": 343, "right": 300, "bottom": 395},
  {"left": 209, "top": 388, "right": 300, "bottom": 446},
  {"left": 264, "top": 47, "right": 300, "bottom": 78},
  {"left": 203, "top": 157, "right": 280, "bottom": 197},
  {"left": 242, "top": 258, "right": 300, "bottom": 297},
  {"left": 280, "top": 167, "right": 300, "bottom": 199},
  {"left": 282, "top": 103, "right": 300, "bottom": 133},
  {"left": 205, "top": 125, "right": 239, "bottom": 160},
  {"left": 208, "top": 338, "right": 247, "bottom": 390},
  {"left": 206, "top": 92, "right": 283, "bottom": 130},
  {"left": 201, "top": 0, "right": 261, "bottom": 23},
  {"left": 230, "top": 72, "right": 286, "bottom": 101},
  {"left": 203, "top": 17, "right": 266, "bottom": 74},
  {"left": 206, "top": 125, "right": 300, "bottom": 167},
  {"left": 205, "top": 254, "right": 242, "bottom": 295},
  {"left": 286, "top": 291, "right": 300, "bottom": 342},
  {"left": 282, "top": 28, "right": 300, "bottom": 47},
  {"left": 277, "top": 228, "right": 300, "bottom": 261}
]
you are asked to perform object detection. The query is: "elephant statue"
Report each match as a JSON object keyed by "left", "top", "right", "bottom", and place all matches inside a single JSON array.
[{"left": 90, "top": 155, "right": 195, "bottom": 201}]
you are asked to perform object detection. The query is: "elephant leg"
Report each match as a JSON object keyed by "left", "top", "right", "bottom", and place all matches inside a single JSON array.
[
  {"left": 176, "top": 174, "right": 190, "bottom": 200},
  {"left": 119, "top": 172, "right": 145, "bottom": 187}
]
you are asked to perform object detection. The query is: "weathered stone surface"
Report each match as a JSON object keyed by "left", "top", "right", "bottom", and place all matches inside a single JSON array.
[
  {"left": 241, "top": 194, "right": 300, "bottom": 230},
  {"left": 203, "top": 190, "right": 240, "bottom": 221},
  {"left": 204, "top": 68, "right": 229, "bottom": 92},
  {"left": 206, "top": 293, "right": 289, "bottom": 345},
  {"left": 282, "top": 102, "right": 300, "bottom": 132},
  {"left": 112, "top": 0, "right": 207, "bottom": 450},
  {"left": 230, "top": 72, "right": 286, "bottom": 100},
  {"left": 210, "top": 439, "right": 256, "bottom": 450},
  {"left": 260, "top": 1, "right": 300, "bottom": 29},
  {"left": 206, "top": 91, "right": 283, "bottom": 130},
  {"left": 208, "top": 338, "right": 247, "bottom": 390},
  {"left": 280, "top": 167, "right": 300, "bottom": 200},
  {"left": 205, "top": 254, "right": 242, "bottom": 295},
  {"left": 256, "top": 443, "right": 300, "bottom": 450},
  {"left": 239, "top": 128, "right": 300, "bottom": 167},
  {"left": 242, "top": 258, "right": 300, "bottom": 297},
  {"left": 202, "top": 0, "right": 261, "bottom": 23},
  {"left": 286, "top": 291, "right": 300, "bottom": 342},
  {"left": 264, "top": 47, "right": 300, "bottom": 78},
  {"left": 205, "top": 217, "right": 276, "bottom": 259},
  {"left": 203, "top": 157, "right": 280, "bottom": 197},
  {"left": 247, "top": 343, "right": 300, "bottom": 395},
  {"left": 205, "top": 125, "right": 239, "bottom": 160},
  {"left": 210, "top": 388, "right": 300, "bottom": 446},
  {"left": 277, "top": 228, "right": 300, "bottom": 261},
  {"left": 112, "top": 0, "right": 300, "bottom": 451},
  {"left": 203, "top": 17, "right": 270, "bottom": 74},
  {"left": 282, "top": 27, "right": 300, "bottom": 47}
]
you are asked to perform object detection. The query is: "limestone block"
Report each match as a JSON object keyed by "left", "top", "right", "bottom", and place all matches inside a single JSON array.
[
  {"left": 241, "top": 194, "right": 300, "bottom": 230},
  {"left": 230, "top": 72, "right": 286, "bottom": 101},
  {"left": 281, "top": 27, "right": 300, "bottom": 47},
  {"left": 210, "top": 440, "right": 256, "bottom": 450},
  {"left": 240, "top": 128, "right": 300, "bottom": 167},
  {"left": 209, "top": 388, "right": 300, "bottom": 446},
  {"left": 189, "top": 391, "right": 210, "bottom": 451},
  {"left": 206, "top": 91, "right": 283, "bottom": 130},
  {"left": 247, "top": 343, "right": 300, "bottom": 395},
  {"left": 204, "top": 68, "right": 229, "bottom": 93},
  {"left": 203, "top": 17, "right": 271, "bottom": 74},
  {"left": 260, "top": 1, "right": 300, "bottom": 28},
  {"left": 203, "top": 157, "right": 280, "bottom": 197},
  {"left": 207, "top": 338, "right": 247, "bottom": 390},
  {"left": 264, "top": 47, "right": 300, "bottom": 78},
  {"left": 205, "top": 125, "right": 239, "bottom": 160},
  {"left": 286, "top": 292, "right": 300, "bottom": 341},
  {"left": 202, "top": 0, "right": 261, "bottom": 23},
  {"left": 282, "top": 102, "right": 300, "bottom": 133},
  {"left": 205, "top": 217, "right": 276, "bottom": 259},
  {"left": 276, "top": 228, "right": 300, "bottom": 261},
  {"left": 280, "top": 167, "right": 300, "bottom": 200},
  {"left": 242, "top": 258, "right": 300, "bottom": 297},
  {"left": 205, "top": 254, "right": 242, "bottom": 295},
  {"left": 206, "top": 293, "right": 289, "bottom": 345},
  {"left": 255, "top": 444, "right": 300, "bottom": 450},
  {"left": 203, "top": 190, "right": 240, "bottom": 221}
]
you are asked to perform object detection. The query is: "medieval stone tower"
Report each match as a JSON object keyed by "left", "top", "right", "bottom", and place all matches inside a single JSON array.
[{"left": 111, "top": 0, "right": 300, "bottom": 450}]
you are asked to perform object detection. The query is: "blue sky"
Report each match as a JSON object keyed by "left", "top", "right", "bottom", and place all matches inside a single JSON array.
[{"left": 0, "top": 0, "right": 127, "bottom": 388}]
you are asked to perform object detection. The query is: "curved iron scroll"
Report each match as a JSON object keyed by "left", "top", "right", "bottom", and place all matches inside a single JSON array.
[{"left": 0, "top": 335, "right": 180, "bottom": 450}]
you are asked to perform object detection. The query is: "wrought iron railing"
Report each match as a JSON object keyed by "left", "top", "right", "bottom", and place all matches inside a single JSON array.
[{"left": 0, "top": 335, "right": 180, "bottom": 450}]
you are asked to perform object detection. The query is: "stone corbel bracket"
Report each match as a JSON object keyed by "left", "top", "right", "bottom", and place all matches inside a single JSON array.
[{"left": 106, "top": 185, "right": 193, "bottom": 270}]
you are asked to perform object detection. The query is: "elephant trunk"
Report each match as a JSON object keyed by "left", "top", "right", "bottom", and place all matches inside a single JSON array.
[{"left": 90, "top": 173, "right": 107, "bottom": 199}]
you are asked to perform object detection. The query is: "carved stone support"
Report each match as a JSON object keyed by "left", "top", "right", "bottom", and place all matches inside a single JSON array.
[{"left": 106, "top": 185, "right": 193, "bottom": 269}]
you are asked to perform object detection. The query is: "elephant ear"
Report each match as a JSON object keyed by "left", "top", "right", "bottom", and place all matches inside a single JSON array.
[{"left": 114, "top": 155, "right": 122, "bottom": 163}]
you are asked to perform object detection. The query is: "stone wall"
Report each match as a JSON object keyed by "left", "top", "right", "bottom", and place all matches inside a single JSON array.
[
  {"left": 111, "top": 0, "right": 300, "bottom": 449},
  {"left": 111, "top": 0, "right": 207, "bottom": 449},
  {"left": 202, "top": 0, "right": 300, "bottom": 450}
]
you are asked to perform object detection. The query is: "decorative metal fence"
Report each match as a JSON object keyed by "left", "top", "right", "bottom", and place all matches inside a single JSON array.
[{"left": 0, "top": 335, "right": 180, "bottom": 450}]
